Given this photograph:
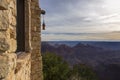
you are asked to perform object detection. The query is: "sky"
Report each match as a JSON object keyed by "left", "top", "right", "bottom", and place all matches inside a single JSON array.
[{"left": 40, "top": 0, "right": 120, "bottom": 41}]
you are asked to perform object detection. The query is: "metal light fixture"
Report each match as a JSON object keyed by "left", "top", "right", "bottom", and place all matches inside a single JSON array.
[{"left": 41, "top": 10, "right": 46, "bottom": 30}]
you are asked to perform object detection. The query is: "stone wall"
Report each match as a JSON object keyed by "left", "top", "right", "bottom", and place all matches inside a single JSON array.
[
  {"left": 0, "top": 0, "right": 17, "bottom": 53},
  {"left": 31, "top": 0, "right": 43, "bottom": 80},
  {"left": 0, "top": 0, "right": 16, "bottom": 53},
  {"left": 0, "top": 0, "right": 17, "bottom": 79},
  {"left": 0, "top": 0, "right": 43, "bottom": 80}
]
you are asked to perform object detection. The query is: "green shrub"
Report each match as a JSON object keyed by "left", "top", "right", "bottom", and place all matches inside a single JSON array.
[{"left": 42, "top": 52, "right": 71, "bottom": 80}]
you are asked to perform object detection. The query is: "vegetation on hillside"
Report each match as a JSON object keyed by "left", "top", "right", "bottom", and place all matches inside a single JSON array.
[
  {"left": 42, "top": 52, "right": 98, "bottom": 80},
  {"left": 42, "top": 52, "right": 71, "bottom": 80},
  {"left": 70, "top": 64, "right": 98, "bottom": 80}
]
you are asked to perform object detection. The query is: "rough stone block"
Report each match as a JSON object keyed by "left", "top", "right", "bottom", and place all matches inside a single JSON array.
[
  {"left": 0, "top": 38, "right": 9, "bottom": 53},
  {"left": 0, "top": 53, "right": 16, "bottom": 79},
  {"left": 0, "top": 55, "right": 8, "bottom": 79},
  {"left": 0, "top": 11, "right": 9, "bottom": 31},
  {"left": 9, "top": 39, "right": 17, "bottom": 53},
  {"left": 0, "top": 0, "right": 8, "bottom": 10}
]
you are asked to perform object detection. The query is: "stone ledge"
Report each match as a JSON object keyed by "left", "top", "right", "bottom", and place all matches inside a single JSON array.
[
  {"left": 0, "top": 0, "right": 8, "bottom": 10},
  {"left": 15, "top": 52, "right": 31, "bottom": 74},
  {"left": 15, "top": 52, "right": 31, "bottom": 80}
]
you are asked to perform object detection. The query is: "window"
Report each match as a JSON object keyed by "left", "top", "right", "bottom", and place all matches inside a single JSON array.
[{"left": 16, "top": 0, "right": 25, "bottom": 52}]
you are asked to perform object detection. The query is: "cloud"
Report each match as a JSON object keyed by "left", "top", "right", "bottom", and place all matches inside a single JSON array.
[
  {"left": 40, "top": 0, "right": 120, "bottom": 41},
  {"left": 42, "top": 32, "right": 97, "bottom": 36},
  {"left": 41, "top": 0, "right": 104, "bottom": 26},
  {"left": 42, "top": 31, "right": 120, "bottom": 41}
]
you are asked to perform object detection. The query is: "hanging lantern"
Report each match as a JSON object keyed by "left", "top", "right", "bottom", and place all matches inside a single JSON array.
[
  {"left": 42, "top": 15, "right": 46, "bottom": 30},
  {"left": 41, "top": 10, "right": 46, "bottom": 30},
  {"left": 42, "top": 20, "right": 45, "bottom": 30}
]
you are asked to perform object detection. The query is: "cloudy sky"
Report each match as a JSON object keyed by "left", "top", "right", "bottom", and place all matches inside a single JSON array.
[{"left": 40, "top": 0, "right": 120, "bottom": 41}]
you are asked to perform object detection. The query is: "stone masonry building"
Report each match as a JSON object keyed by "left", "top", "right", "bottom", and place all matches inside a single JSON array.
[{"left": 0, "top": 0, "right": 43, "bottom": 80}]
